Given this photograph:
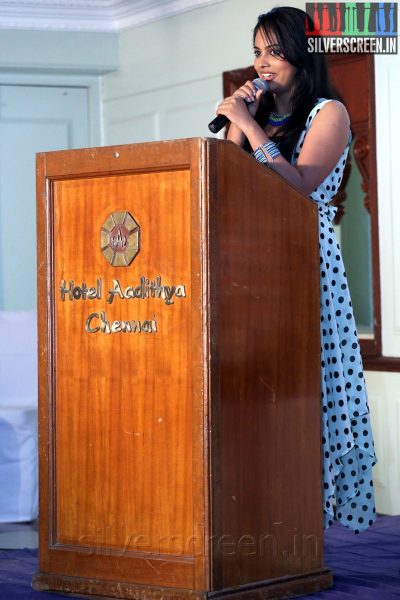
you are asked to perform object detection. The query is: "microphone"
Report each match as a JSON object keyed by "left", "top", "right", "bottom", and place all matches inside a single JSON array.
[{"left": 208, "top": 78, "right": 269, "bottom": 134}]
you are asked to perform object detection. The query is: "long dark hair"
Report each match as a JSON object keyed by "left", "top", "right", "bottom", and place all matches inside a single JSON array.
[{"left": 244, "top": 6, "right": 340, "bottom": 161}]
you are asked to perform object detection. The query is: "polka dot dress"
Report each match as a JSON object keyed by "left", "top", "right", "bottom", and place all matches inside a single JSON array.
[{"left": 292, "top": 99, "right": 377, "bottom": 533}]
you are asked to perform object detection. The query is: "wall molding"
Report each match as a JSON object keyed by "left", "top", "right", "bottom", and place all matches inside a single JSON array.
[{"left": 0, "top": 0, "right": 226, "bottom": 32}]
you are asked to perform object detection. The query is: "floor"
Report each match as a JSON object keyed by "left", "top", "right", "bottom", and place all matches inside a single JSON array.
[
  {"left": 0, "top": 516, "right": 400, "bottom": 599},
  {"left": 0, "top": 520, "right": 38, "bottom": 550}
]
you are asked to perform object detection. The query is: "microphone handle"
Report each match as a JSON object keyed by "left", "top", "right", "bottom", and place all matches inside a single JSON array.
[{"left": 208, "top": 114, "right": 229, "bottom": 134}]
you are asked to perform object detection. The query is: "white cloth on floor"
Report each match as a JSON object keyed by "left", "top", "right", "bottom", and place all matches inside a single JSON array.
[{"left": 0, "top": 310, "right": 38, "bottom": 522}]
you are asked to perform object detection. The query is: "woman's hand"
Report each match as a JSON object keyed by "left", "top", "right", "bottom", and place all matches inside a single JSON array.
[
  {"left": 232, "top": 80, "right": 264, "bottom": 117},
  {"left": 217, "top": 81, "right": 263, "bottom": 130}
]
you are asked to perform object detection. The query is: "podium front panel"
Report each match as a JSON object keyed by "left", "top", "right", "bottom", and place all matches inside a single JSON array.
[{"left": 37, "top": 141, "right": 208, "bottom": 591}]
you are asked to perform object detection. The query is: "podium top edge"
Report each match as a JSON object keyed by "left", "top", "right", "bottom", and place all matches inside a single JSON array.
[
  {"left": 35, "top": 137, "right": 230, "bottom": 160},
  {"left": 35, "top": 137, "right": 245, "bottom": 181}
]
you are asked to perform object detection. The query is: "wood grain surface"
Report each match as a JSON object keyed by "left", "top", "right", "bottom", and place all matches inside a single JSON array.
[
  {"left": 208, "top": 142, "right": 323, "bottom": 589},
  {"left": 53, "top": 170, "right": 194, "bottom": 554}
]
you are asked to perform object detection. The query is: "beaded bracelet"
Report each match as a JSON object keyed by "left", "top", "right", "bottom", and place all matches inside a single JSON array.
[{"left": 253, "top": 141, "right": 281, "bottom": 166}]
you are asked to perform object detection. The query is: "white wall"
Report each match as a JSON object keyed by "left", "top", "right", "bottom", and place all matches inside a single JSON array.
[
  {"left": 102, "top": 0, "right": 285, "bottom": 143},
  {"left": 0, "top": 28, "right": 118, "bottom": 73},
  {"left": 366, "top": 371, "right": 400, "bottom": 515},
  {"left": 375, "top": 53, "right": 400, "bottom": 358},
  {"left": 366, "top": 52, "right": 400, "bottom": 514}
]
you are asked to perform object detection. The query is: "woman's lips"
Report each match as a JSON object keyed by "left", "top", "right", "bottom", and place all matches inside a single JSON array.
[{"left": 260, "top": 73, "right": 276, "bottom": 81}]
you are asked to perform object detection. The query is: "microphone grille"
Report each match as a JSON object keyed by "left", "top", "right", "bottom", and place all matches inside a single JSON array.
[{"left": 253, "top": 77, "right": 269, "bottom": 94}]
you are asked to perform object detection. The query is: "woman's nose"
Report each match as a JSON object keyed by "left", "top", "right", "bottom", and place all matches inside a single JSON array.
[{"left": 257, "top": 52, "right": 271, "bottom": 68}]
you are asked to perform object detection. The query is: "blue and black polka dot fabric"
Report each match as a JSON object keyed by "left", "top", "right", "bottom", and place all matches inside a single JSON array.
[{"left": 292, "top": 99, "right": 377, "bottom": 532}]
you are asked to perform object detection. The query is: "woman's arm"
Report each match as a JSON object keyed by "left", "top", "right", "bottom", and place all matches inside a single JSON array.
[
  {"left": 223, "top": 80, "right": 263, "bottom": 147},
  {"left": 217, "top": 98, "right": 350, "bottom": 197},
  {"left": 226, "top": 122, "right": 246, "bottom": 146}
]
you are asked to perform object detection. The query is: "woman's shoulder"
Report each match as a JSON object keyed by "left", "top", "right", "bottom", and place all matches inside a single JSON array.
[
  {"left": 292, "top": 98, "right": 351, "bottom": 164},
  {"left": 307, "top": 98, "right": 349, "bottom": 127}
]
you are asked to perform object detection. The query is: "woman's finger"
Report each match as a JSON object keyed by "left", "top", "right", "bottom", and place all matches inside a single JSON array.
[
  {"left": 234, "top": 80, "right": 256, "bottom": 102},
  {"left": 218, "top": 97, "right": 241, "bottom": 111},
  {"left": 245, "top": 88, "right": 263, "bottom": 117}
]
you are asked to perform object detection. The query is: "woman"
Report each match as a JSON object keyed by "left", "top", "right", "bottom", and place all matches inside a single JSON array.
[{"left": 216, "top": 6, "right": 377, "bottom": 533}]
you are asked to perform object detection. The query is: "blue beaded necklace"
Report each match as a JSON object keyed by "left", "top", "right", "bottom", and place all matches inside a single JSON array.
[{"left": 267, "top": 111, "right": 291, "bottom": 126}]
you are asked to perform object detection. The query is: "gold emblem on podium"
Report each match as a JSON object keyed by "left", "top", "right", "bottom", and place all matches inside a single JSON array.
[{"left": 101, "top": 211, "right": 140, "bottom": 266}]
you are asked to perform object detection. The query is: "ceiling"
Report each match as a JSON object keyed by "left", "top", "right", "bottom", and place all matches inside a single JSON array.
[{"left": 0, "top": 0, "right": 224, "bottom": 32}]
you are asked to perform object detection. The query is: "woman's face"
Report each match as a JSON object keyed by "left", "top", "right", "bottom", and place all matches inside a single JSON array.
[{"left": 253, "top": 28, "right": 297, "bottom": 97}]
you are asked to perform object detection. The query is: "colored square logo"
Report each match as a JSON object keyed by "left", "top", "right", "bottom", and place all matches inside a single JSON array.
[{"left": 306, "top": 3, "right": 398, "bottom": 53}]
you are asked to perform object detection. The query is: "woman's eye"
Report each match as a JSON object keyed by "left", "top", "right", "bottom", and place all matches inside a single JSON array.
[{"left": 253, "top": 47, "right": 284, "bottom": 59}]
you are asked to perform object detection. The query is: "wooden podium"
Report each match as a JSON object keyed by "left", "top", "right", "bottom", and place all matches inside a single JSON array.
[{"left": 33, "top": 138, "right": 332, "bottom": 599}]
